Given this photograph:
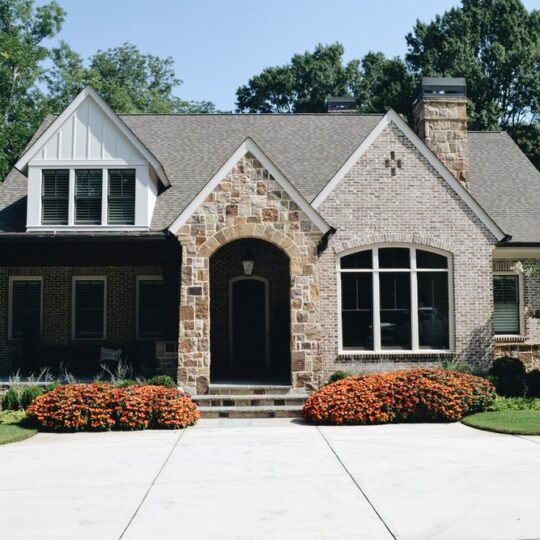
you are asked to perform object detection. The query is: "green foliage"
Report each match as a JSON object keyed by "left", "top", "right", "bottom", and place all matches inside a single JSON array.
[
  {"left": 526, "top": 370, "right": 540, "bottom": 398},
  {"left": 489, "top": 356, "right": 527, "bottom": 397},
  {"left": 0, "top": 410, "right": 37, "bottom": 444},
  {"left": 45, "top": 382, "right": 60, "bottom": 392},
  {"left": 20, "top": 386, "right": 42, "bottom": 409},
  {"left": 440, "top": 356, "right": 472, "bottom": 373},
  {"left": 146, "top": 375, "right": 176, "bottom": 388},
  {"left": 1, "top": 387, "right": 20, "bottom": 410},
  {"left": 0, "top": 0, "right": 65, "bottom": 179},
  {"left": 328, "top": 370, "right": 353, "bottom": 383},
  {"left": 487, "top": 396, "right": 540, "bottom": 411},
  {"left": 116, "top": 379, "right": 140, "bottom": 388}
]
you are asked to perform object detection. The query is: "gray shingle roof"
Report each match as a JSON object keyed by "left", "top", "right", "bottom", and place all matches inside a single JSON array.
[
  {"left": 1, "top": 113, "right": 538, "bottom": 243},
  {"left": 469, "top": 131, "right": 540, "bottom": 243}
]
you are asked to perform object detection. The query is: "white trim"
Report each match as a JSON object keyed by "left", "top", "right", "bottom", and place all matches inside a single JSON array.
[
  {"left": 337, "top": 244, "right": 454, "bottom": 355},
  {"left": 312, "top": 110, "right": 506, "bottom": 242},
  {"left": 136, "top": 275, "right": 164, "bottom": 340},
  {"left": 8, "top": 276, "right": 43, "bottom": 340},
  {"left": 168, "top": 137, "right": 331, "bottom": 235},
  {"left": 15, "top": 86, "right": 170, "bottom": 187},
  {"left": 72, "top": 276, "right": 107, "bottom": 340},
  {"left": 493, "top": 271, "right": 525, "bottom": 337},
  {"left": 494, "top": 247, "right": 540, "bottom": 259},
  {"left": 27, "top": 226, "right": 149, "bottom": 233},
  {"left": 228, "top": 275, "right": 270, "bottom": 373}
]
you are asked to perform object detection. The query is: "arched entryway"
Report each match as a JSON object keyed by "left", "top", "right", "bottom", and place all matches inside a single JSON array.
[{"left": 210, "top": 238, "right": 290, "bottom": 383}]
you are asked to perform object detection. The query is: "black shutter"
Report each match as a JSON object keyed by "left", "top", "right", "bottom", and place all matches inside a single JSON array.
[
  {"left": 12, "top": 280, "right": 41, "bottom": 339},
  {"left": 138, "top": 279, "right": 165, "bottom": 338},
  {"left": 75, "top": 170, "right": 102, "bottom": 224},
  {"left": 108, "top": 169, "right": 135, "bottom": 225},
  {"left": 75, "top": 280, "right": 105, "bottom": 338},
  {"left": 42, "top": 170, "right": 69, "bottom": 225}
]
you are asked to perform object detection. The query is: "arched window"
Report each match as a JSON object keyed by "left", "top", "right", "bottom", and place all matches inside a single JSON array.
[{"left": 339, "top": 246, "right": 451, "bottom": 352}]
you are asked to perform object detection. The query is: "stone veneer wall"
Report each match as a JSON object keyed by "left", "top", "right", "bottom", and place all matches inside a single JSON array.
[
  {"left": 493, "top": 258, "right": 540, "bottom": 370},
  {"left": 0, "top": 265, "right": 167, "bottom": 374},
  {"left": 413, "top": 96, "right": 469, "bottom": 187},
  {"left": 176, "top": 152, "right": 323, "bottom": 394},
  {"left": 316, "top": 123, "right": 498, "bottom": 379}
]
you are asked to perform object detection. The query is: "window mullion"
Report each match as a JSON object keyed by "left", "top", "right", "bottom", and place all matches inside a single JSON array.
[
  {"left": 101, "top": 169, "right": 108, "bottom": 226},
  {"left": 373, "top": 249, "right": 381, "bottom": 351},
  {"left": 68, "top": 169, "right": 75, "bottom": 226},
  {"left": 410, "top": 249, "right": 419, "bottom": 350}
]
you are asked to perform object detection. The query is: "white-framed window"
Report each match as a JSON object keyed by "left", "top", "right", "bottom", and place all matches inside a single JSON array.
[
  {"left": 338, "top": 246, "right": 453, "bottom": 353},
  {"left": 8, "top": 277, "right": 43, "bottom": 340},
  {"left": 493, "top": 272, "right": 523, "bottom": 336},
  {"left": 136, "top": 276, "right": 165, "bottom": 339},
  {"left": 72, "top": 276, "right": 107, "bottom": 340},
  {"left": 38, "top": 168, "right": 137, "bottom": 227}
]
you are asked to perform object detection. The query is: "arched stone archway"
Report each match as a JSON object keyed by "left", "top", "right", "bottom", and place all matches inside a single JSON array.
[{"left": 175, "top": 152, "right": 324, "bottom": 394}]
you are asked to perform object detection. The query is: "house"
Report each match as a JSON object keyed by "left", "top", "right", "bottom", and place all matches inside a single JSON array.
[{"left": 0, "top": 77, "right": 538, "bottom": 396}]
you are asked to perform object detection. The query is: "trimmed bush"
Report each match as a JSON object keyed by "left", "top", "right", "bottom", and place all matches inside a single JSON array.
[
  {"left": 302, "top": 369, "right": 495, "bottom": 425},
  {"left": 490, "top": 357, "right": 527, "bottom": 397},
  {"left": 526, "top": 370, "right": 540, "bottom": 398},
  {"left": 116, "top": 379, "right": 140, "bottom": 388},
  {"left": 328, "top": 370, "right": 353, "bottom": 384},
  {"left": 20, "top": 386, "right": 43, "bottom": 409},
  {"left": 1, "top": 388, "right": 20, "bottom": 411},
  {"left": 27, "top": 383, "right": 199, "bottom": 432},
  {"left": 146, "top": 375, "right": 176, "bottom": 388}
]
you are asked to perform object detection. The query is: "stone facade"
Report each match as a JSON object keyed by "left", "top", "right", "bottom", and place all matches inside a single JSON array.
[
  {"left": 0, "top": 265, "right": 173, "bottom": 375},
  {"left": 176, "top": 152, "right": 323, "bottom": 394},
  {"left": 317, "top": 123, "right": 498, "bottom": 378},
  {"left": 413, "top": 96, "right": 469, "bottom": 188}
]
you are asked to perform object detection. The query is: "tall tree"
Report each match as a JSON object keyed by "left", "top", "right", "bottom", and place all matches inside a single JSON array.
[
  {"left": 46, "top": 41, "right": 216, "bottom": 114},
  {"left": 0, "top": 0, "right": 65, "bottom": 179},
  {"left": 236, "top": 43, "right": 362, "bottom": 113},
  {"left": 406, "top": 0, "right": 540, "bottom": 168}
]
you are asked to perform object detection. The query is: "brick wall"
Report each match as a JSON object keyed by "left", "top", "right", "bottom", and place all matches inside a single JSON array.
[
  {"left": 317, "top": 123, "right": 498, "bottom": 377},
  {"left": 0, "top": 265, "right": 168, "bottom": 375}
]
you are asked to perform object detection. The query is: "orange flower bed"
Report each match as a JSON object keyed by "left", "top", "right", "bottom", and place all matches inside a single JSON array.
[
  {"left": 302, "top": 369, "right": 495, "bottom": 425},
  {"left": 27, "top": 383, "right": 200, "bottom": 432}
]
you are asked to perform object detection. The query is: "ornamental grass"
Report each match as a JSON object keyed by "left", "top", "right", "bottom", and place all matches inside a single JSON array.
[
  {"left": 27, "top": 383, "right": 199, "bottom": 432},
  {"left": 302, "top": 369, "right": 495, "bottom": 425}
]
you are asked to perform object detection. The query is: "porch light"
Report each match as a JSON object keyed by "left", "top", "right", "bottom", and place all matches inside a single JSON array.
[{"left": 242, "top": 250, "right": 255, "bottom": 276}]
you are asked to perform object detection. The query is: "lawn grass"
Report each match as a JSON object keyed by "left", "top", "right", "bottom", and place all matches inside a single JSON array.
[
  {"left": 462, "top": 410, "right": 540, "bottom": 435},
  {"left": 0, "top": 410, "right": 37, "bottom": 445}
]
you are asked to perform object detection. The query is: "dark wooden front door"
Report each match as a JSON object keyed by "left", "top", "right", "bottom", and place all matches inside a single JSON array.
[{"left": 230, "top": 277, "right": 268, "bottom": 378}]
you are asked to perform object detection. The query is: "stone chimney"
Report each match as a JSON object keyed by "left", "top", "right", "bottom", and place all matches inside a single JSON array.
[{"left": 412, "top": 77, "right": 469, "bottom": 188}]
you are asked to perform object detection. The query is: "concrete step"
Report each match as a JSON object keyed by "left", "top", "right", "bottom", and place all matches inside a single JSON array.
[
  {"left": 199, "top": 405, "right": 303, "bottom": 419},
  {"left": 207, "top": 384, "right": 293, "bottom": 396},
  {"left": 193, "top": 394, "right": 309, "bottom": 408}
]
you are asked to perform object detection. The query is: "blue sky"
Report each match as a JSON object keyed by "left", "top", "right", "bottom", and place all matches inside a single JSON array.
[{"left": 39, "top": 0, "right": 540, "bottom": 111}]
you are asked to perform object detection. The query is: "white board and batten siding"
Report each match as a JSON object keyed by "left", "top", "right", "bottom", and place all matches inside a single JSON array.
[{"left": 25, "top": 94, "right": 158, "bottom": 231}]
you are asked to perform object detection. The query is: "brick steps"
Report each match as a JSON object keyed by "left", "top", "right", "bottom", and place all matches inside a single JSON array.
[
  {"left": 194, "top": 384, "right": 309, "bottom": 418},
  {"left": 198, "top": 405, "right": 303, "bottom": 419}
]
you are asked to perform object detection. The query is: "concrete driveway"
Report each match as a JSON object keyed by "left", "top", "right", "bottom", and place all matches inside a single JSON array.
[{"left": 0, "top": 420, "right": 539, "bottom": 540}]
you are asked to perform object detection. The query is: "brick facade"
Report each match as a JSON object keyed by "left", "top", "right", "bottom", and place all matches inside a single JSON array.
[
  {"left": 317, "top": 124, "right": 498, "bottom": 377},
  {"left": 0, "top": 265, "right": 173, "bottom": 375}
]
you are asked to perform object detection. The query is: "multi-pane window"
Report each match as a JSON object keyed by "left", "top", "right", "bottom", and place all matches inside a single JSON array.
[
  {"left": 494, "top": 274, "right": 520, "bottom": 335},
  {"left": 137, "top": 278, "right": 165, "bottom": 339},
  {"left": 75, "top": 170, "right": 102, "bottom": 224},
  {"left": 340, "top": 247, "right": 450, "bottom": 351},
  {"left": 9, "top": 279, "right": 42, "bottom": 339},
  {"left": 42, "top": 170, "right": 69, "bottom": 224},
  {"left": 108, "top": 169, "right": 135, "bottom": 225},
  {"left": 73, "top": 278, "right": 106, "bottom": 339}
]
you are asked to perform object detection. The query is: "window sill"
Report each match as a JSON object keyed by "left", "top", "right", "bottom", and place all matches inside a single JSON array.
[
  {"left": 337, "top": 351, "right": 453, "bottom": 361},
  {"left": 494, "top": 335, "right": 526, "bottom": 343},
  {"left": 27, "top": 226, "right": 149, "bottom": 232}
]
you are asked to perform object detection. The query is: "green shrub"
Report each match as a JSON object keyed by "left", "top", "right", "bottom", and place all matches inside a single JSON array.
[
  {"left": 116, "top": 379, "right": 140, "bottom": 388},
  {"left": 489, "top": 357, "right": 527, "bottom": 397},
  {"left": 526, "top": 370, "right": 540, "bottom": 398},
  {"left": 45, "top": 383, "right": 61, "bottom": 392},
  {"left": 328, "top": 370, "right": 353, "bottom": 384},
  {"left": 20, "top": 386, "right": 43, "bottom": 409},
  {"left": 488, "top": 396, "right": 540, "bottom": 411},
  {"left": 1, "top": 388, "right": 20, "bottom": 411},
  {"left": 146, "top": 375, "right": 176, "bottom": 388}
]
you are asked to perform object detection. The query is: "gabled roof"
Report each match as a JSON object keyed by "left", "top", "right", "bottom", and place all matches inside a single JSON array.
[
  {"left": 469, "top": 131, "right": 540, "bottom": 244},
  {"left": 14, "top": 86, "right": 170, "bottom": 187},
  {"left": 168, "top": 137, "right": 332, "bottom": 234},
  {"left": 312, "top": 110, "right": 507, "bottom": 242}
]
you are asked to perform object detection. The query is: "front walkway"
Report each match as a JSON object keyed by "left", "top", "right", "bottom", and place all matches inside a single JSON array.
[{"left": 1, "top": 420, "right": 539, "bottom": 539}]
